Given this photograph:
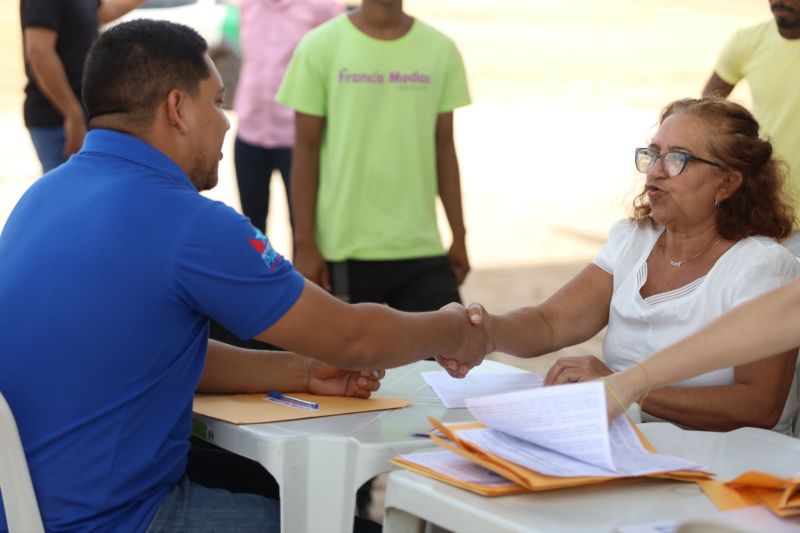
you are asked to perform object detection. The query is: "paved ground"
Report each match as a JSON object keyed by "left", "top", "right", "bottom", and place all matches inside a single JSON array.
[{"left": 0, "top": 0, "right": 764, "bottom": 365}]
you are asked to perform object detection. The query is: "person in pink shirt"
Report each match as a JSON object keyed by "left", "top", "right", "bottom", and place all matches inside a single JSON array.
[{"left": 233, "top": 0, "right": 345, "bottom": 233}]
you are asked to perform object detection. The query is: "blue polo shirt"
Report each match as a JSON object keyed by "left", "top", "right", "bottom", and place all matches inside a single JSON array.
[{"left": 0, "top": 130, "right": 304, "bottom": 532}]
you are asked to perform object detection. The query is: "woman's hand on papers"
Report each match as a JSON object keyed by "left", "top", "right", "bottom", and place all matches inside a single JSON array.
[
  {"left": 303, "top": 357, "right": 385, "bottom": 398},
  {"left": 543, "top": 355, "right": 613, "bottom": 386}
]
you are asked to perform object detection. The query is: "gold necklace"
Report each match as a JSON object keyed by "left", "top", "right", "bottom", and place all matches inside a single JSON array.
[{"left": 664, "top": 237, "right": 722, "bottom": 268}]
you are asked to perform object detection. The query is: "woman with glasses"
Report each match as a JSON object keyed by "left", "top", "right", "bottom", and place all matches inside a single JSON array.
[{"left": 478, "top": 97, "right": 800, "bottom": 433}]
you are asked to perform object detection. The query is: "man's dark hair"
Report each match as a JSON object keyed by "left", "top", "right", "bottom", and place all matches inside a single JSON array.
[{"left": 83, "top": 19, "right": 210, "bottom": 127}]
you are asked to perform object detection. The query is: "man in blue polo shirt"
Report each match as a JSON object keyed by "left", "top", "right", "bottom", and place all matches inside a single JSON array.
[{"left": 0, "top": 20, "right": 490, "bottom": 532}]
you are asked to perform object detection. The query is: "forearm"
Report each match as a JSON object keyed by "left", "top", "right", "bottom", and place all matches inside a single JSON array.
[
  {"left": 701, "top": 72, "right": 735, "bottom": 98},
  {"left": 491, "top": 307, "right": 557, "bottom": 357},
  {"left": 308, "top": 303, "right": 468, "bottom": 369},
  {"left": 435, "top": 113, "right": 466, "bottom": 241},
  {"left": 436, "top": 142, "right": 466, "bottom": 242},
  {"left": 291, "top": 128, "right": 321, "bottom": 247},
  {"left": 609, "top": 280, "right": 800, "bottom": 412},
  {"left": 258, "top": 281, "right": 488, "bottom": 372},
  {"left": 493, "top": 303, "right": 607, "bottom": 358},
  {"left": 98, "top": 0, "right": 146, "bottom": 24},
  {"left": 492, "top": 265, "right": 612, "bottom": 358},
  {"left": 26, "top": 45, "right": 83, "bottom": 120},
  {"left": 197, "top": 339, "right": 307, "bottom": 393},
  {"left": 642, "top": 383, "right": 787, "bottom": 431}
]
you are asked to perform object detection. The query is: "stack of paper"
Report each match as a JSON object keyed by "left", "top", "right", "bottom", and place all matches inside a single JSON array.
[{"left": 394, "top": 381, "right": 712, "bottom": 495}]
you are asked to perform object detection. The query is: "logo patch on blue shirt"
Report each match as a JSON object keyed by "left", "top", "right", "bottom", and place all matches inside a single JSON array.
[{"left": 247, "top": 228, "right": 284, "bottom": 271}]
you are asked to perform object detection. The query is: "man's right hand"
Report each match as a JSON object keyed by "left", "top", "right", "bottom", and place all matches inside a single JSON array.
[
  {"left": 436, "top": 302, "right": 493, "bottom": 378},
  {"left": 63, "top": 110, "right": 86, "bottom": 157},
  {"left": 293, "top": 242, "right": 331, "bottom": 292}
]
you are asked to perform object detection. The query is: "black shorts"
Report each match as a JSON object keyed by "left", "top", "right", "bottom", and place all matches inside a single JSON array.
[{"left": 328, "top": 255, "right": 461, "bottom": 312}]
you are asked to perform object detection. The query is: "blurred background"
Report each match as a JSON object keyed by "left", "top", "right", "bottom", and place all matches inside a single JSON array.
[{"left": 0, "top": 0, "right": 762, "bottom": 371}]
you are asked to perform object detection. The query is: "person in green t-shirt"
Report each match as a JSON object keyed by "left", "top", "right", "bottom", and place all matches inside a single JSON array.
[
  {"left": 702, "top": 0, "right": 800, "bottom": 253},
  {"left": 277, "top": 0, "right": 471, "bottom": 312}
]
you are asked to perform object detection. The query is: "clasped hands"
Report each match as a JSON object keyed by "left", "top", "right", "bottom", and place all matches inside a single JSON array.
[
  {"left": 435, "top": 303, "right": 613, "bottom": 385},
  {"left": 435, "top": 302, "right": 495, "bottom": 378}
]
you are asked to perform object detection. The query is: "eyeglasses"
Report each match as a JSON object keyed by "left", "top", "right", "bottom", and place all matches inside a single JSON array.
[{"left": 635, "top": 147, "right": 723, "bottom": 177}]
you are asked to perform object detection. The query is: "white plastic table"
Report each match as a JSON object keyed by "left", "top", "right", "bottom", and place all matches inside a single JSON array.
[
  {"left": 383, "top": 423, "right": 800, "bottom": 533},
  {"left": 191, "top": 359, "right": 524, "bottom": 533}
]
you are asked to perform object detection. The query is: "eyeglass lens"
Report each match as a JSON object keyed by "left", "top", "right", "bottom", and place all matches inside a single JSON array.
[{"left": 636, "top": 149, "right": 687, "bottom": 176}]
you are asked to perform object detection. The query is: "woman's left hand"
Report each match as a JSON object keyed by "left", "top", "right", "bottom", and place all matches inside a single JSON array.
[
  {"left": 544, "top": 355, "right": 613, "bottom": 385},
  {"left": 305, "top": 359, "right": 385, "bottom": 398}
]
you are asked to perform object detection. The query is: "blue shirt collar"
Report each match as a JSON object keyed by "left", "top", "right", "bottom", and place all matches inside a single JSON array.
[{"left": 80, "top": 129, "right": 196, "bottom": 191}]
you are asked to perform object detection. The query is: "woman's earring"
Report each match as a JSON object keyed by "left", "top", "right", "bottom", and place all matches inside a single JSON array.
[{"left": 714, "top": 200, "right": 720, "bottom": 208}]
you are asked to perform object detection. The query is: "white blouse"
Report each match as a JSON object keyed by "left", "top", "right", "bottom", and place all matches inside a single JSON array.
[{"left": 593, "top": 218, "right": 800, "bottom": 434}]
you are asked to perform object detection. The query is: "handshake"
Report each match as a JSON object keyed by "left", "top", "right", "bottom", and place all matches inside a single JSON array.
[{"left": 434, "top": 302, "right": 495, "bottom": 378}]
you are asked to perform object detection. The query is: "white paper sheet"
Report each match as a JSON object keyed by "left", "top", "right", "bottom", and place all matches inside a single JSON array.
[
  {"left": 421, "top": 371, "right": 543, "bottom": 408},
  {"left": 465, "top": 382, "right": 614, "bottom": 471},
  {"left": 397, "top": 449, "right": 515, "bottom": 486},
  {"left": 607, "top": 416, "right": 706, "bottom": 476},
  {"left": 457, "top": 427, "right": 618, "bottom": 477},
  {"left": 461, "top": 382, "right": 704, "bottom": 477}
]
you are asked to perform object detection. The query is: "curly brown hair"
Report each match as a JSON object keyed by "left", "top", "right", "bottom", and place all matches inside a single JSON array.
[{"left": 632, "top": 97, "right": 796, "bottom": 241}]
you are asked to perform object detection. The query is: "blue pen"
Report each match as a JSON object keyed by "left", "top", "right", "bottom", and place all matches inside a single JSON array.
[{"left": 266, "top": 391, "right": 319, "bottom": 410}]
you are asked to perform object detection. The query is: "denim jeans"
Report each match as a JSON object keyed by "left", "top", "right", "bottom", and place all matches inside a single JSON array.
[
  {"left": 145, "top": 475, "right": 281, "bottom": 533},
  {"left": 28, "top": 126, "right": 68, "bottom": 173}
]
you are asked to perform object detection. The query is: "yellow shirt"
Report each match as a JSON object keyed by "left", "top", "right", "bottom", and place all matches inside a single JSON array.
[{"left": 716, "top": 20, "right": 800, "bottom": 202}]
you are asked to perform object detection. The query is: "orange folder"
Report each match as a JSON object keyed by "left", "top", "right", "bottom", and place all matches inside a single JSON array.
[
  {"left": 193, "top": 393, "right": 410, "bottom": 424},
  {"left": 391, "top": 417, "right": 712, "bottom": 496},
  {"left": 700, "top": 472, "right": 800, "bottom": 517}
]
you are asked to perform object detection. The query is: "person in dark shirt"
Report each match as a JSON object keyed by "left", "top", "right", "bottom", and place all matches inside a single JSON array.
[{"left": 20, "top": 0, "right": 144, "bottom": 171}]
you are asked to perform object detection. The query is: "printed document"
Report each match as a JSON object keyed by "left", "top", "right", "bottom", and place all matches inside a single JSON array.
[
  {"left": 397, "top": 449, "right": 514, "bottom": 487},
  {"left": 462, "top": 382, "right": 704, "bottom": 477}
]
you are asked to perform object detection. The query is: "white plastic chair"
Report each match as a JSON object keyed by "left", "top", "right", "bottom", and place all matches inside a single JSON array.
[
  {"left": 794, "top": 359, "right": 800, "bottom": 439},
  {"left": 0, "top": 391, "right": 44, "bottom": 533}
]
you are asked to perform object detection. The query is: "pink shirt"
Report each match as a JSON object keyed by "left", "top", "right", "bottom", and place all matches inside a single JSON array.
[{"left": 234, "top": 0, "right": 345, "bottom": 148}]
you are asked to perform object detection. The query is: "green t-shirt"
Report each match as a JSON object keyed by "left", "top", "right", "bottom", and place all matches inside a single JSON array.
[
  {"left": 715, "top": 20, "right": 800, "bottom": 201},
  {"left": 276, "top": 14, "right": 470, "bottom": 261}
]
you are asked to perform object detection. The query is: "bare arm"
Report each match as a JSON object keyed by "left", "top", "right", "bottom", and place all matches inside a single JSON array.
[
  {"left": 291, "top": 112, "right": 330, "bottom": 290},
  {"left": 97, "top": 0, "right": 146, "bottom": 25},
  {"left": 255, "top": 280, "right": 492, "bottom": 371},
  {"left": 702, "top": 72, "right": 735, "bottom": 98},
  {"left": 435, "top": 112, "right": 469, "bottom": 284},
  {"left": 491, "top": 264, "right": 613, "bottom": 357},
  {"left": 24, "top": 27, "right": 85, "bottom": 156},
  {"left": 606, "top": 278, "right": 800, "bottom": 419},
  {"left": 638, "top": 348, "right": 797, "bottom": 431},
  {"left": 198, "top": 340, "right": 308, "bottom": 392},
  {"left": 197, "top": 339, "right": 384, "bottom": 398}
]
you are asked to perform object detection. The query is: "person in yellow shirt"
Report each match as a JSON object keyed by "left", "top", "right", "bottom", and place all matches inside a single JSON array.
[{"left": 703, "top": 0, "right": 800, "bottom": 252}]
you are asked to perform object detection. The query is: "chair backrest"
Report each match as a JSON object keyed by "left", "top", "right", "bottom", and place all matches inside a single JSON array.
[
  {"left": 0, "top": 391, "right": 44, "bottom": 533},
  {"left": 794, "top": 356, "right": 800, "bottom": 439}
]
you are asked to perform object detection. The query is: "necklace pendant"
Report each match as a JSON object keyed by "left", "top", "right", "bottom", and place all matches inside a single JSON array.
[{"left": 669, "top": 259, "right": 682, "bottom": 268}]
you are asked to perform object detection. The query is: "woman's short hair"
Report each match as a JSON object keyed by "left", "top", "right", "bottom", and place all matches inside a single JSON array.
[
  {"left": 632, "top": 97, "right": 796, "bottom": 240},
  {"left": 82, "top": 19, "right": 210, "bottom": 129}
]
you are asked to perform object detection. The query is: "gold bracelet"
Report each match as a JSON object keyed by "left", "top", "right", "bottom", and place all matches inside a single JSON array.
[
  {"left": 638, "top": 364, "right": 652, "bottom": 408},
  {"left": 602, "top": 377, "right": 628, "bottom": 413}
]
